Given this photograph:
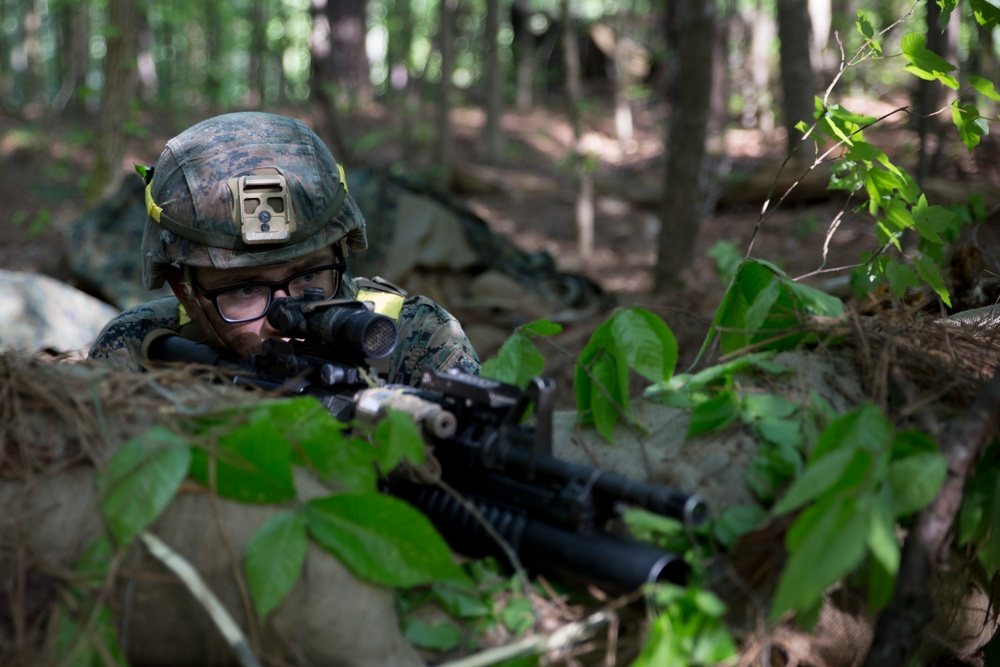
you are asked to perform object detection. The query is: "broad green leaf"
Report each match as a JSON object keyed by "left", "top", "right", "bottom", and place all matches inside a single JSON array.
[
  {"left": 611, "top": 308, "right": 678, "bottom": 383},
  {"left": 373, "top": 408, "right": 427, "bottom": 471},
  {"left": 305, "top": 492, "right": 465, "bottom": 587},
  {"left": 773, "top": 448, "right": 867, "bottom": 515},
  {"left": 189, "top": 417, "right": 296, "bottom": 504},
  {"left": 741, "top": 393, "right": 800, "bottom": 422},
  {"left": 244, "top": 510, "right": 307, "bottom": 619},
  {"left": 707, "top": 239, "right": 744, "bottom": 284},
  {"left": 99, "top": 427, "right": 192, "bottom": 545},
  {"left": 499, "top": 596, "right": 534, "bottom": 634},
  {"left": 885, "top": 260, "right": 920, "bottom": 300},
  {"left": 687, "top": 390, "right": 740, "bottom": 438},
  {"left": 811, "top": 403, "right": 891, "bottom": 461},
  {"left": 970, "top": 0, "right": 1000, "bottom": 29},
  {"left": 431, "top": 579, "right": 492, "bottom": 618},
  {"left": 53, "top": 602, "right": 127, "bottom": 667},
  {"left": 952, "top": 101, "right": 989, "bottom": 153},
  {"left": 770, "top": 499, "right": 869, "bottom": 621},
  {"left": 481, "top": 320, "right": 559, "bottom": 386},
  {"left": 754, "top": 417, "right": 805, "bottom": 452},
  {"left": 402, "top": 616, "right": 462, "bottom": 651},
  {"left": 866, "top": 498, "right": 900, "bottom": 576},
  {"left": 969, "top": 74, "right": 1000, "bottom": 102},
  {"left": 887, "top": 452, "right": 947, "bottom": 517},
  {"left": 589, "top": 350, "right": 625, "bottom": 442},
  {"left": 900, "top": 33, "right": 959, "bottom": 89},
  {"left": 914, "top": 254, "right": 953, "bottom": 307},
  {"left": 712, "top": 503, "right": 769, "bottom": 550},
  {"left": 856, "top": 11, "right": 881, "bottom": 55}
]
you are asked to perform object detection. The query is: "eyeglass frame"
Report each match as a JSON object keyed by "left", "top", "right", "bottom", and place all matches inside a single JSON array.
[{"left": 191, "top": 261, "right": 347, "bottom": 323}]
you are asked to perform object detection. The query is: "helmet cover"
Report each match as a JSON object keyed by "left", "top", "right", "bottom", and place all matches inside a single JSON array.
[{"left": 140, "top": 112, "right": 367, "bottom": 289}]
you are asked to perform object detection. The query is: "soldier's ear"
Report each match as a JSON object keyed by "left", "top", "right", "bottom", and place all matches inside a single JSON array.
[{"left": 164, "top": 266, "right": 202, "bottom": 322}]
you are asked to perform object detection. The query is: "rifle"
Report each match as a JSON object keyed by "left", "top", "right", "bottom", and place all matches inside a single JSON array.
[{"left": 145, "top": 290, "right": 709, "bottom": 594}]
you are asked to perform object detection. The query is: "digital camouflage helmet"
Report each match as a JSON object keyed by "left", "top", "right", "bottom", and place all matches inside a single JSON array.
[{"left": 140, "top": 112, "right": 367, "bottom": 290}]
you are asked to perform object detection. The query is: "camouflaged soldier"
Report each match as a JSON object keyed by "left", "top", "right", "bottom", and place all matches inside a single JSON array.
[{"left": 88, "top": 112, "right": 480, "bottom": 386}]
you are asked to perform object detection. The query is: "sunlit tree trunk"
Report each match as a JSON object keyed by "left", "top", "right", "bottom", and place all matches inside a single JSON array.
[
  {"left": 54, "top": 1, "right": 88, "bottom": 114},
  {"left": 484, "top": 0, "right": 505, "bottom": 162},
  {"left": 89, "top": 0, "right": 137, "bottom": 203},
  {"left": 777, "top": 0, "right": 816, "bottom": 158},
  {"left": 654, "top": 0, "right": 715, "bottom": 291},
  {"left": 561, "top": 0, "right": 594, "bottom": 260}
]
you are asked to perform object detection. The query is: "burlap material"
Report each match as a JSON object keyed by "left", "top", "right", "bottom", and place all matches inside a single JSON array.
[{"left": 0, "top": 354, "right": 423, "bottom": 667}]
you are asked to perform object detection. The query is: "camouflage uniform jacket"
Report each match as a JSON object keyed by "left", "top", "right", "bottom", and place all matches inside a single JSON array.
[{"left": 88, "top": 275, "right": 481, "bottom": 386}]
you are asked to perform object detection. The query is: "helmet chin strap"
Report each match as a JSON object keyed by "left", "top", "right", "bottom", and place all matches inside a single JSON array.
[{"left": 180, "top": 265, "right": 229, "bottom": 349}]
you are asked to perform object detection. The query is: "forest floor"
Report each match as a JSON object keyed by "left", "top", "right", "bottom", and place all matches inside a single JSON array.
[{"left": 2, "top": 90, "right": 999, "bottom": 406}]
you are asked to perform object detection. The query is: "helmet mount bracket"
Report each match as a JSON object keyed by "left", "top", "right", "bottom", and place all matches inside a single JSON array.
[{"left": 228, "top": 169, "right": 295, "bottom": 244}]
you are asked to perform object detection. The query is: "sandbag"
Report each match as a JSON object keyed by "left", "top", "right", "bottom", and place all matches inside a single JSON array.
[
  {"left": 0, "top": 269, "right": 120, "bottom": 354},
  {"left": 0, "top": 355, "right": 423, "bottom": 667}
]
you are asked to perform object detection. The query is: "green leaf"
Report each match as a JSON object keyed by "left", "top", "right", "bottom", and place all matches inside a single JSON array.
[
  {"left": 687, "top": 390, "right": 740, "bottom": 438},
  {"left": 952, "top": 101, "right": 989, "bottom": 153},
  {"left": 741, "top": 393, "right": 800, "bottom": 422},
  {"left": 500, "top": 596, "right": 535, "bottom": 634},
  {"left": 373, "top": 408, "right": 427, "bottom": 471},
  {"left": 866, "top": 497, "right": 900, "bottom": 610},
  {"left": 900, "top": 33, "right": 959, "bottom": 89},
  {"left": 305, "top": 492, "right": 465, "bottom": 587},
  {"left": 856, "top": 11, "right": 882, "bottom": 55},
  {"left": 99, "top": 427, "right": 192, "bottom": 545},
  {"left": 713, "top": 504, "right": 769, "bottom": 550},
  {"left": 431, "top": 579, "right": 492, "bottom": 618},
  {"left": 885, "top": 260, "right": 920, "bottom": 299},
  {"left": 773, "top": 448, "right": 866, "bottom": 515},
  {"left": 970, "top": 0, "right": 1000, "bottom": 29},
  {"left": 707, "top": 239, "right": 744, "bottom": 284},
  {"left": 811, "top": 403, "right": 891, "bottom": 461},
  {"left": 244, "top": 510, "right": 308, "bottom": 619},
  {"left": 770, "top": 499, "right": 870, "bottom": 621},
  {"left": 190, "top": 421, "right": 296, "bottom": 504},
  {"left": 481, "top": 320, "right": 560, "bottom": 387},
  {"left": 589, "top": 351, "right": 625, "bottom": 442},
  {"left": 402, "top": 616, "right": 462, "bottom": 651},
  {"left": 887, "top": 453, "right": 947, "bottom": 517},
  {"left": 969, "top": 74, "right": 1000, "bottom": 102},
  {"left": 611, "top": 308, "right": 678, "bottom": 384},
  {"left": 914, "top": 254, "right": 953, "bottom": 307}
]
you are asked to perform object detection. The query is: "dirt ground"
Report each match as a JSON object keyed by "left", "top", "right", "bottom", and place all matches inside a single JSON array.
[{"left": 2, "top": 96, "right": 997, "bottom": 404}]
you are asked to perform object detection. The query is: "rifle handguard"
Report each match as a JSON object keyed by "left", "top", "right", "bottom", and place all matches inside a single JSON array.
[{"left": 354, "top": 387, "right": 458, "bottom": 440}]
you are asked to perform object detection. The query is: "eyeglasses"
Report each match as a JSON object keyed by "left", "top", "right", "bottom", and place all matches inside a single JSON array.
[{"left": 193, "top": 262, "right": 346, "bottom": 323}]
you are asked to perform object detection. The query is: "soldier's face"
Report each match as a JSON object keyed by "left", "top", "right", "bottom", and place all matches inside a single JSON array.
[{"left": 184, "top": 247, "right": 339, "bottom": 359}]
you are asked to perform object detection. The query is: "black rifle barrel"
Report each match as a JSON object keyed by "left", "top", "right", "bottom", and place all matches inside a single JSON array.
[{"left": 389, "top": 477, "right": 690, "bottom": 593}]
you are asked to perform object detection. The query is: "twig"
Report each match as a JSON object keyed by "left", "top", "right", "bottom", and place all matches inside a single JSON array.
[{"left": 139, "top": 531, "right": 262, "bottom": 667}]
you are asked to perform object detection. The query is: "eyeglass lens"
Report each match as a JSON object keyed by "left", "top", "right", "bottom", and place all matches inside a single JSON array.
[{"left": 214, "top": 266, "right": 340, "bottom": 322}]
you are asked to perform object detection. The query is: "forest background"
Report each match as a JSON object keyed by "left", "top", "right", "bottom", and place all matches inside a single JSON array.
[
  {"left": 10, "top": 0, "right": 999, "bottom": 370},
  {"left": 4, "top": 0, "right": 1000, "bottom": 665}
]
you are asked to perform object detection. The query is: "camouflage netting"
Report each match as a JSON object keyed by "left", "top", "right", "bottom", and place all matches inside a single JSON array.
[{"left": 3, "top": 309, "right": 1000, "bottom": 666}]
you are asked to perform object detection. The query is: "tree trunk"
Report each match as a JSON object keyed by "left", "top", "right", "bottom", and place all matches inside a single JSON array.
[
  {"left": 247, "top": 0, "right": 267, "bottom": 108},
  {"left": 436, "top": 0, "right": 457, "bottom": 188},
  {"left": 513, "top": 0, "right": 534, "bottom": 110},
  {"left": 653, "top": 0, "right": 715, "bottom": 291},
  {"left": 561, "top": 0, "right": 594, "bottom": 260},
  {"left": 484, "top": 0, "right": 505, "bottom": 162},
  {"left": 54, "top": 0, "right": 89, "bottom": 114},
  {"left": 88, "top": 0, "right": 136, "bottom": 204},
  {"left": 310, "top": 0, "right": 370, "bottom": 162},
  {"left": 777, "top": 0, "right": 816, "bottom": 158}
]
